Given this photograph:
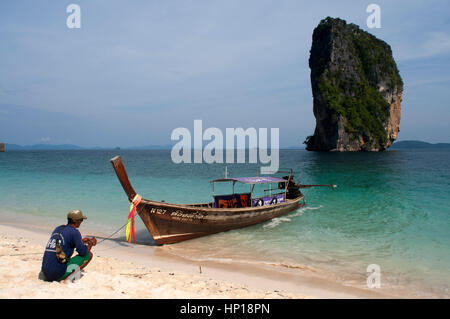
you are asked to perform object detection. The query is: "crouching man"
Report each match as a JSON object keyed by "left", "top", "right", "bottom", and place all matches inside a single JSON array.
[{"left": 41, "top": 210, "right": 97, "bottom": 282}]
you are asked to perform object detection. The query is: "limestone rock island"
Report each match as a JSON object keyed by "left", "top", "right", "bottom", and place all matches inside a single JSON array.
[{"left": 305, "top": 17, "right": 403, "bottom": 152}]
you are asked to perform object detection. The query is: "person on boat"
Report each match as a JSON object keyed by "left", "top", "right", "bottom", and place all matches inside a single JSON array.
[{"left": 40, "top": 209, "right": 97, "bottom": 282}]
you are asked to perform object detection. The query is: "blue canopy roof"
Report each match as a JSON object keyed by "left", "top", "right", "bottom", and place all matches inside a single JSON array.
[{"left": 210, "top": 177, "right": 286, "bottom": 184}]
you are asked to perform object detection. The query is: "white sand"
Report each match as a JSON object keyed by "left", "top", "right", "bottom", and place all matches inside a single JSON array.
[{"left": 0, "top": 223, "right": 394, "bottom": 299}]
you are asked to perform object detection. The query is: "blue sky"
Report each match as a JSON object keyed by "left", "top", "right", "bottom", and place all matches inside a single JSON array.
[{"left": 0, "top": 0, "right": 449, "bottom": 147}]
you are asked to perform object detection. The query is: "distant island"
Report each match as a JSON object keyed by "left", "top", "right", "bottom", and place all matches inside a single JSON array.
[
  {"left": 3, "top": 142, "right": 448, "bottom": 151},
  {"left": 389, "top": 141, "right": 450, "bottom": 149},
  {"left": 4, "top": 144, "right": 85, "bottom": 151},
  {"left": 3, "top": 144, "right": 174, "bottom": 151},
  {"left": 2, "top": 144, "right": 307, "bottom": 151}
]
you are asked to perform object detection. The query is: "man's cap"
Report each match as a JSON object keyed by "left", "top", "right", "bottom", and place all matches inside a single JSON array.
[{"left": 67, "top": 209, "right": 87, "bottom": 221}]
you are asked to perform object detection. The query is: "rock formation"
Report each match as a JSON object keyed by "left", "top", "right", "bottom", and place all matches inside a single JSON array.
[{"left": 305, "top": 17, "right": 403, "bottom": 152}]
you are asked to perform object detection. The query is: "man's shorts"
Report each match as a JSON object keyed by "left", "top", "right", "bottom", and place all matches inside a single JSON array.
[{"left": 57, "top": 253, "right": 92, "bottom": 281}]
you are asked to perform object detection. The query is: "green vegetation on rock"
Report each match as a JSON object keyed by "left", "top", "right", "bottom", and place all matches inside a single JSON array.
[{"left": 318, "top": 70, "right": 391, "bottom": 145}]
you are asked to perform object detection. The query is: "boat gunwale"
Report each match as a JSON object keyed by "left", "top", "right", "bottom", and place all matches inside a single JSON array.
[{"left": 138, "top": 195, "right": 304, "bottom": 213}]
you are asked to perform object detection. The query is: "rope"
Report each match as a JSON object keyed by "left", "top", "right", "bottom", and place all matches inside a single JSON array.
[{"left": 95, "top": 222, "right": 128, "bottom": 245}]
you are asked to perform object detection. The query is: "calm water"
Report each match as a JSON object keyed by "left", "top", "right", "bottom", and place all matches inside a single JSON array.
[{"left": 0, "top": 149, "right": 449, "bottom": 297}]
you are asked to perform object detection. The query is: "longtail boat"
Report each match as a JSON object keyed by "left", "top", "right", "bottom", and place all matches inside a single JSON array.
[{"left": 110, "top": 156, "right": 336, "bottom": 245}]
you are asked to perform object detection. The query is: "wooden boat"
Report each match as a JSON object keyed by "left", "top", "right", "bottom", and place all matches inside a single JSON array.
[{"left": 110, "top": 156, "right": 335, "bottom": 245}]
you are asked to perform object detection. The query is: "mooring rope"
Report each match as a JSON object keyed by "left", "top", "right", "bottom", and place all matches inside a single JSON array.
[{"left": 95, "top": 222, "right": 128, "bottom": 245}]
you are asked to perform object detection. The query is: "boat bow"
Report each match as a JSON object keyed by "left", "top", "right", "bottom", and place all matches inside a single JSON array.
[{"left": 110, "top": 156, "right": 138, "bottom": 202}]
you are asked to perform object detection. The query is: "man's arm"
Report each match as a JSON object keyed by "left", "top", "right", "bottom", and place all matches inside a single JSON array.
[{"left": 73, "top": 230, "right": 89, "bottom": 257}]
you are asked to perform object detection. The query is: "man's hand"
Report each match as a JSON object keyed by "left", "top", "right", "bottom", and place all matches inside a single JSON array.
[{"left": 82, "top": 237, "right": 97, "bottom": 247}]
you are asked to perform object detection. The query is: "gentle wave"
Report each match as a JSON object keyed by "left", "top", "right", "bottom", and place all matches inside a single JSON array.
[{"left": 263, "top": 205, "right": 323, "bottom": 229}]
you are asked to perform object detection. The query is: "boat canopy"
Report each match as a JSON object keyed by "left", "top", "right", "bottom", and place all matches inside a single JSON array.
[{"left": 210, "top": 177, "right": 286, "bottom": 184}]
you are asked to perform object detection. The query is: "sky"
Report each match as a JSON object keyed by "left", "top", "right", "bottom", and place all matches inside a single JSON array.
[{"left": 0, "top": 0, "right": 449, "bottom": 147}]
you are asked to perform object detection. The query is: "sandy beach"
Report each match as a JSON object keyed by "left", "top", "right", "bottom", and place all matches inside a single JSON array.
[
  {"left": 0, "top": 221, "right": 398, "bottom": 299},
  {"left": 0, "top": 224, "right": 302, "bottom": 299}
]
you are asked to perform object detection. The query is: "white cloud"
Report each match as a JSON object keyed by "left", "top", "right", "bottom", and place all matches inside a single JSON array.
[
  {"left": 424, "top": 32, "right": 450, "bottom": 56},
  {"left": 397, "top": 32, "right": 450, "bottom": 61}
]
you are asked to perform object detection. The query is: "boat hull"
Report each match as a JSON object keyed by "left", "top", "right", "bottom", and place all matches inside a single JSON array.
[{"left": 137, "top": 197, "right": 305, "bottom": 245}]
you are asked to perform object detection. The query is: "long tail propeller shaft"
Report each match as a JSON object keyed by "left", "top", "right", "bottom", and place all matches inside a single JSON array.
[{"left": 299, "top": 184, "right": 337, "bottom": 189}]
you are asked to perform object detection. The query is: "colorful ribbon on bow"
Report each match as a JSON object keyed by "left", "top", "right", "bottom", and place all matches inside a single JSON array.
[{"left": 125, "top": 194, "right": 142, "bottom": 243}]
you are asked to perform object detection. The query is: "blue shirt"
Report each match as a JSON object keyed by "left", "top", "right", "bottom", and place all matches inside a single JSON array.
[{"left": 41, "top": 225, "right": 88, "bottom": 281}]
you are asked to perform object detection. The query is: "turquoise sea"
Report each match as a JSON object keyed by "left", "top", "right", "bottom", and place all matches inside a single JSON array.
[{"left": 0, "top": 149, "right": 449, "bottom": 297}]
